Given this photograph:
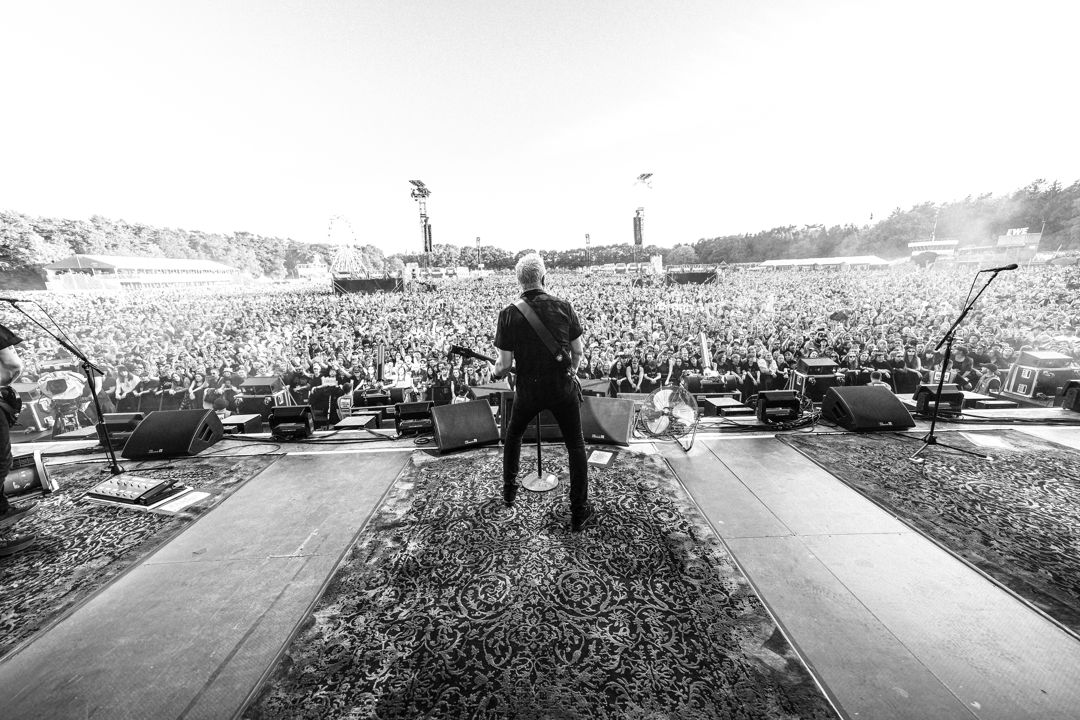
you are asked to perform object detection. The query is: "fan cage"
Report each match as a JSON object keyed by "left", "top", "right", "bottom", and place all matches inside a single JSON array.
[{"left": 639, "top": 385, "right": 699, "bottom": 438}]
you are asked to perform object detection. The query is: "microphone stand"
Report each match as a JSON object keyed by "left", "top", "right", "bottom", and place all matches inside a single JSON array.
[
  {"left": 908, "top": 271, "right": 1003, "bottom": 462},
  {"left": 327, "top": 388, "right": 333, "bottom": 429},
  {"left": 5, "top": 300, "right": 125, "bottom": 475},
  {"left": 492, "top": 364, "right": 559, "bottom": 493},
  {"left": 521, "top": 419, "right": 559, "bottom": 492}
]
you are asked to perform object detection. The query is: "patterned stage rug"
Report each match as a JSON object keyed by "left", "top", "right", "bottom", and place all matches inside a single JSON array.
[
  {"left": 780, "top": 429, "right": 1080, "bottom": 637},
  {"left": 0, "top": 452, "right": 281, "bottom": 660},
  {"left": 247, "top": 447, "right": 837, "bottom": 720}
]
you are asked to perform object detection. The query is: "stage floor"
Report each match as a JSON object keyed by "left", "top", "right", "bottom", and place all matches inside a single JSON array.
[{"left": 3, "top": 416, "right": 1080, "bottom": 720}]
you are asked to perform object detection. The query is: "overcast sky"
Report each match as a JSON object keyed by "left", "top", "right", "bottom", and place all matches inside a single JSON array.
[{"left": 2, "top": 1, "right": 1077, "bottom": 256}]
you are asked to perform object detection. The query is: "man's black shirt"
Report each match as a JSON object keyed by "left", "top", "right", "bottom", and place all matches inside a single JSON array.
[
  {"left": 494, "top": 289, "right": 583, "bottom": 382},
  {"left": 0, "top": 323, "right": 22, "bottom": 353}
]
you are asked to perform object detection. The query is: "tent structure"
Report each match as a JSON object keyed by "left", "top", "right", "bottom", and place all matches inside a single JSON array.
[
  {"left": 759, "top": 255, "right": 890, "bottom": 269},
  {"left": 43, "top": 254, "right": 241, "bottom": 291}
]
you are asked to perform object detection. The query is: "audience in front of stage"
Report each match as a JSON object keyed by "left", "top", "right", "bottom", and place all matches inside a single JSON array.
[{"left": 2, "top": 265, "right": 1078, "bottom": 423}]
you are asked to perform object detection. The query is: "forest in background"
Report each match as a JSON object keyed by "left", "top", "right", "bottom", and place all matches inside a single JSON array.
[{"left": 2, "top": 178, "right": 1078, "bottom": 290}]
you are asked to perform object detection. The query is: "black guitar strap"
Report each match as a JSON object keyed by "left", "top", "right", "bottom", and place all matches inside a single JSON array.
[
  {"left": 513, "top": 299, "right": 565, "bottom": 364},
  {"left": 0, "top": 386, "right": 21, "bottom": 424}
]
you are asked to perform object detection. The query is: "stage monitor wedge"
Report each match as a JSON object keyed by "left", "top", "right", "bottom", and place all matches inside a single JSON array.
[
  {"left": 121, "top": 409, "right": 224, "bottom": 459},
  {"left": 821, "top": 386, "right": 915, "bottom": 432},
  {"left": 580, "top": 396, "right": 635, "bottom": 446},
  {"left": 432, "top": 400, "right": 500, "bottom": 453}
]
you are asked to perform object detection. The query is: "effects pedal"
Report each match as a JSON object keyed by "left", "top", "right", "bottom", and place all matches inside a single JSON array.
[{"left": 87, "top": 475, "right": 185, "bottom": 506}]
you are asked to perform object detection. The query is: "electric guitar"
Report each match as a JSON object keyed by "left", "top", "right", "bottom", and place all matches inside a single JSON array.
[
  {"left": 449, "top": 344, "right": 496, "bottom": 364},
  {"left": 449, "top": 345, "right": 515, "bottom": 380}
]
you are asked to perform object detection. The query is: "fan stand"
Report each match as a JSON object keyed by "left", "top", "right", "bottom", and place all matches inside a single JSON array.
[
  {"left": 675, "top": 408, "right": 700, "bottom": 453},
  {"left": 521, "top": 422, "right": 559, "bottom": 492}
]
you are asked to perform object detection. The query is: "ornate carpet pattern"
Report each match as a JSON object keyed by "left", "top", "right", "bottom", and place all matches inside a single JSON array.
[
  {"left": 0, "top": 452, "right": 281, "bottom": 660},
  {"left": 247, "top": 448, "right": 836, "bottom": 720},
  {"left": 781, "top": 429, "right": 1080, "bottom": 637}
]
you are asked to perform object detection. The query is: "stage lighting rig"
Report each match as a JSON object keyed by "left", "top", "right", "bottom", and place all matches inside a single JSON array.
[
  {"left": 409, "top": 179, "right": 430, "bottom": 199},
  {"left": 409, "top": 180, "right": 433, "bottom": 256},
  {"left": 632, "top": 173, "right": 653, "bottom": 269}
]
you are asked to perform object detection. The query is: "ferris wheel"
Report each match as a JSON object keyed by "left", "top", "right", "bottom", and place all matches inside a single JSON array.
[{"left": 327, "top": 215, "right": 371, "bottom": 277}]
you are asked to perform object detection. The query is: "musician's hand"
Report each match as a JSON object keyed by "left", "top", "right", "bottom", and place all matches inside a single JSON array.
[{"left": 493, "top": 354, "right": 513, "bottom": 380}]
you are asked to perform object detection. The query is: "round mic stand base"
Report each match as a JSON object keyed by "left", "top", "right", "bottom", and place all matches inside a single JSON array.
[
  {"left": 521, "top": 471, "right": 560, "bottom": 492},
  {"left": 521, "top": 423, "right": 561, "bottom": 492}
]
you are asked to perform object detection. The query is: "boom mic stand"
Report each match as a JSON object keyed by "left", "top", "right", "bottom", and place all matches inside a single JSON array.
[
  {"left": 4, "top": 299, "right": 126, "bottom": 475},
  {"left": 909, "top": 270, "right": 1004, "bottom": 462}
]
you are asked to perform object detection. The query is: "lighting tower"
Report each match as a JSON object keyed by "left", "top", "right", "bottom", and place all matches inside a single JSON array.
[
  {"left": 633, "top": 208, "right": 645, "bottom": 268},
  {"left": 409, "top": 180, "right": 432, "bottom": 265},
  {"left": 633, "top": 173, "right": 653, "bottom": 271}
]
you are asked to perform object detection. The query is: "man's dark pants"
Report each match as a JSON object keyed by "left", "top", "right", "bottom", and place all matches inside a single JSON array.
[{"left": 502, "top": 376, "right": 588, "bottom": 521}]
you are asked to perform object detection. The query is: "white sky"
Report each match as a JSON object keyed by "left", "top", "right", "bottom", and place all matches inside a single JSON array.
[{"left": 2, "top": 1, "right": 1077, "bottom": 256}]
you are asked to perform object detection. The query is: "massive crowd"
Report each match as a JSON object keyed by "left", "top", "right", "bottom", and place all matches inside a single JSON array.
[{"left": 3, "top": 264, "right": 1079, "bottom": 430}]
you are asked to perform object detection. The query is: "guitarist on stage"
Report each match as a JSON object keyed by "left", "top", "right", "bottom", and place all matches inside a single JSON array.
[
  {"left": 1, "top": 321, "right": 37, "bottom": 556},
  {"left": 492, "top": 253, "right": 594, "bottom": 532}
]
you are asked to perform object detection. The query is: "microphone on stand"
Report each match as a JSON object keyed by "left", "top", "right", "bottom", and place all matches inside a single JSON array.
[{"left": 978, "top": 263, "right": 1018, "bottom": 273}]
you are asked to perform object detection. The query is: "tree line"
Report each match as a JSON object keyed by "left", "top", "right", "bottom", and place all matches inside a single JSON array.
[
  {"left": 2, "top": 178, "right": 1077, "bottom": 289},
  {"left": 691, "top": 179, "right": 1080, "bottom": 265}
]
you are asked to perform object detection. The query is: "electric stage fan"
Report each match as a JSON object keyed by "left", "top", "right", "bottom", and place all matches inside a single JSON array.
[{"left": 639, "top": 385, "right": 699, "bottom": 438}]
